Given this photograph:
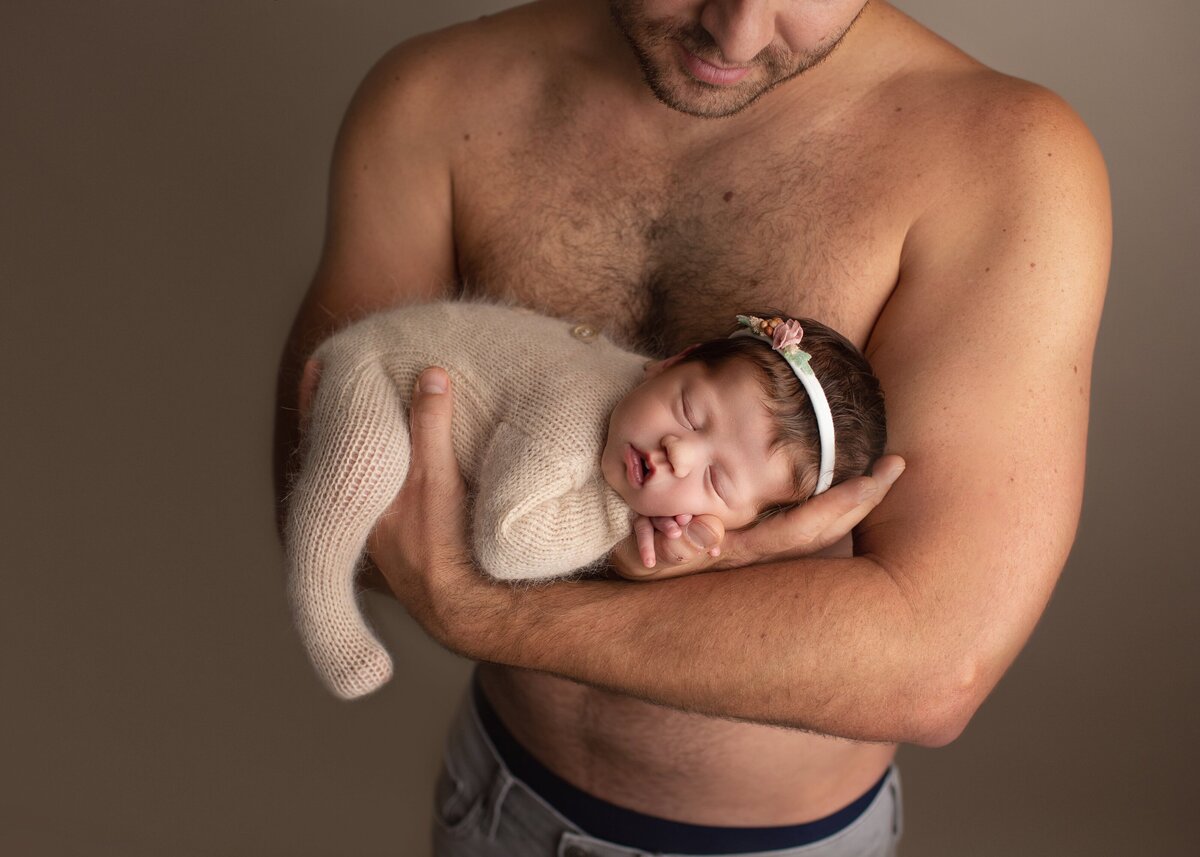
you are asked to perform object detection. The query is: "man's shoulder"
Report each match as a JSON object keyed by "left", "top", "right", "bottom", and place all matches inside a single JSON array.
[
  {"left": 869, "top": 11, "right": 1102, "bottom": 188},
  {"left": 912, "top": 68, "right": 1105, "bottom": 222},
  {"left": 924, "top": 71, "right": 1091, "bottom": 151},
  {"left": 353, "top": 1, "right": 582, "bottom": 134},
  {"left": 857, "top": 10, "right": 1110, "bottom": 297}
]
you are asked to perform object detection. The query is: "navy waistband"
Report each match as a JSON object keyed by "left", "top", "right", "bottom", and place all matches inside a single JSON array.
[{"left": 472, "top": 676, "right": 887, "bottom": 854}]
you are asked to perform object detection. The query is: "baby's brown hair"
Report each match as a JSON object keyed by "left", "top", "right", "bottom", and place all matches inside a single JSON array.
[{"left": 681, "top": 313, "right": 887, "bottom": 511}]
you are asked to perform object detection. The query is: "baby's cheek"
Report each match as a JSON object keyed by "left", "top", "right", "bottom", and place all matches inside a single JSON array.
[{"left": 726, "top": 506, "right": 761, "bottom": 531}]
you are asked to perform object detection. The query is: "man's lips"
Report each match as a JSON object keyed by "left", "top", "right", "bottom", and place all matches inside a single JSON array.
[{"left": 677, "top": 43, "right": 752, "bottom": 86}]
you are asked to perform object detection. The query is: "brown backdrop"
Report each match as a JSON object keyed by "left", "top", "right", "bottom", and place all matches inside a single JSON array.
[{"left": 4, "top": 2, "right": 1196, "bottom": 854}]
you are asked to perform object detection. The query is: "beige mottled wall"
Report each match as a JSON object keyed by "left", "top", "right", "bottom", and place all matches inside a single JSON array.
[{"left": 3, "top": 2, "right": 1196, "bottom": 854}]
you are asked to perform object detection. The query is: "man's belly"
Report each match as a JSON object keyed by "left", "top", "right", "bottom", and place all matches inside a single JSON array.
[{"left": 478, "top": 663, "right": 896, "bottom": 827}]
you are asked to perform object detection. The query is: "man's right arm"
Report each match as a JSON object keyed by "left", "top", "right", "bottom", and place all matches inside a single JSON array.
[{"left": 273, "top": 38, "right": 458, "bottom": 524}]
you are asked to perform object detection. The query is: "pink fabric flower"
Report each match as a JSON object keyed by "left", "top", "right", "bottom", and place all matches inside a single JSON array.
[{"left": 772, "top": 319, "right": 804, "bottom": 350}]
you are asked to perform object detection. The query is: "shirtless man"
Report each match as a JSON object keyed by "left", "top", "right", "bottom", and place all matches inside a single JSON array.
[{"left": 274, "top": 1, "right": 1110, "bottom": 854}]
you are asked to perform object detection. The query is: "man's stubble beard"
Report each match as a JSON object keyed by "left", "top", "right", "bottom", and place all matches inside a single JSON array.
[{"left": 607, "top": 1, "right": 863, "bottom": 120}]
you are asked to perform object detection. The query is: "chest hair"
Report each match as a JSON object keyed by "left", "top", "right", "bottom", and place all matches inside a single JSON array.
[{"left": 454, "top": 93, "right": 888, "bottom": 355}]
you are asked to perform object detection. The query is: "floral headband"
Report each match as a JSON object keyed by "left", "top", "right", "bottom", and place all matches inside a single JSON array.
[{"left": 731, "top": 314, "right": 836, "bottom": 495}]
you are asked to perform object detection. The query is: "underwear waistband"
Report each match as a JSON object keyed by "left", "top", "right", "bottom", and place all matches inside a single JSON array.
[{"left": 471, "top": 674, "right": 888, "bottom": 854}]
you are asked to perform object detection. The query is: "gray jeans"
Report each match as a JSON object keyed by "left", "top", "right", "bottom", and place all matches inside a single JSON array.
[{"left": 432, "top": 685, "right": 903, "bottom": 857}]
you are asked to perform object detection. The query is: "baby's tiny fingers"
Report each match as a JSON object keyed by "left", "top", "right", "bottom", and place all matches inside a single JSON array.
[
  {"left": 650, "top": 516, "right": 683, "bottom": 539},
  {"left": 634, "top": 516, "right": 657, "bottom": 568}
]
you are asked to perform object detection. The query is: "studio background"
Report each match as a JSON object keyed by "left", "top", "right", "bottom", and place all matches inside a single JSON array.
[{"left": 3, "top": 2, "right": 1196, "bottom": 854}]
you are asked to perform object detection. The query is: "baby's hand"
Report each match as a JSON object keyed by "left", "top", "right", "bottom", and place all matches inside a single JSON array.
[
  {"left": 634, "top": 515, "right": 717, "bottom": 566},
  {"left": 648, "top": 514, "right": 692, "bottom": 543},
  {"left": 613, "top": 455, "right": 905, "bottom": 581},
  {"left": 620, "top": 513, "right": 725, "bottom": 579}
]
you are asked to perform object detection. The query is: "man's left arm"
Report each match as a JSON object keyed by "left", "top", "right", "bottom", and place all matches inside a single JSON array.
[{"left": 378, "top": 91, "right": 1111, "bottom": 747}]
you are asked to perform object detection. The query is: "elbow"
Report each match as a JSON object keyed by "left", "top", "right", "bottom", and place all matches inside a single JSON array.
[
  {"left": 901, "top": 659, "right": 989, "bottom": 748},
  {"left": 908, "top": 700, "right": 972, "bottom": 749}
]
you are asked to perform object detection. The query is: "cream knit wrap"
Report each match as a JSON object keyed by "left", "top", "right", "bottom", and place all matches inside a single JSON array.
[{"left": 286, "top": 302, "right": 644, "bottom": 699}]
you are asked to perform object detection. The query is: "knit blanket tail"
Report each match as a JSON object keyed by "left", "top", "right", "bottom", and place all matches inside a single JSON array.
[{"left": 286, "top": 359, "right": 409, "bottom": 700}]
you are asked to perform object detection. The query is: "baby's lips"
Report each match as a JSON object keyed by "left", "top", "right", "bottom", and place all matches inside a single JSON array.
[{"left": 624, "top": 444, "right": 645, "bottom": 487}]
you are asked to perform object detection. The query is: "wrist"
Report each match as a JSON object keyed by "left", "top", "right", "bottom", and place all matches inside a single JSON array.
[{"left": 437, "top": 570, "right": 519, "bottom": 662}]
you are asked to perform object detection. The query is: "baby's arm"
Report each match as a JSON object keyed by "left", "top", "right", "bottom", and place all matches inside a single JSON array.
[{"left": 473, "top": 422, "right": 633, "bottom": 580}]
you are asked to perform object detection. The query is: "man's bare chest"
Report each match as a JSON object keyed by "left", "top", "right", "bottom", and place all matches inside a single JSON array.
[{"left": 452, "top": 124, "right": 906, "bottom": 355}]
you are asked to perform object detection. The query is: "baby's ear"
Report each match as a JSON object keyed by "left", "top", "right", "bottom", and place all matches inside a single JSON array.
[{"left": 644, "top": 343, "right": 701, "bottom": 378}]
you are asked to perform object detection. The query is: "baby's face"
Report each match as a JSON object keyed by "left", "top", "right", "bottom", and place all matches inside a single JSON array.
[{"left": 601, "top": 357, "right": 798, "bottom": 528}]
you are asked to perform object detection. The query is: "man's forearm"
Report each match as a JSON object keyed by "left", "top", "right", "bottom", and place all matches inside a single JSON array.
[{"left": 460, "top": 555, "right": 969, "bottom": 747}]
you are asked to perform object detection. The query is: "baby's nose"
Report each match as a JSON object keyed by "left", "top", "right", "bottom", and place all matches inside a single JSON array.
[{"left": 662, "top": 434, "right": 693, "bottom": 478}]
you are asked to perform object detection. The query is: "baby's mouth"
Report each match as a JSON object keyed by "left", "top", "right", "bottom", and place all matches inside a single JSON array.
[{"left": 625, "top": 444, "right": 651, "bottom": 488}]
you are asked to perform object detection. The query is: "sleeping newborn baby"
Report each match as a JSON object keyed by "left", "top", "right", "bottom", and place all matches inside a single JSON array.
[{"left": 286, "top": 301, "right": 885, "bottom": 699}]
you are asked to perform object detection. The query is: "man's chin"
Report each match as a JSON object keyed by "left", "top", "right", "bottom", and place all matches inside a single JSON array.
[
  {"left": 651, "top": 83, "right": 769, "bottom": 119},
  {"left": 643, "top": 64, "right": 786, "bottom": 119}
]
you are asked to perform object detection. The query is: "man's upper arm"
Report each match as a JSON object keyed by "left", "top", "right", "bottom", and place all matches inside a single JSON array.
[
  {"left": 858, "top": 85, "right": 1111, "bottom": 727},
  {"left": 274, "top": 38, "right": 458, "bottom": 508}
]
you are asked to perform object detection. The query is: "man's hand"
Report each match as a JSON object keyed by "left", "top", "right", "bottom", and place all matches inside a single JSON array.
[
  {"left": 611, "top": 456, "right": 905, "bottom": 581},
  {"left": 365, "top": 367, "right": 504, "bottom": 653}
]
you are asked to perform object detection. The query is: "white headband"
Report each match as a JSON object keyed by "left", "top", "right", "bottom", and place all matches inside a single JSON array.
[{"left": 731, "top": 315, "right": 836, "bottom": 495}]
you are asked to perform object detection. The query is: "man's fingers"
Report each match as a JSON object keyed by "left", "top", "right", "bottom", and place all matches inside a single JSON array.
[
  {"left": 403, "top": 367, "right": 469, "bottom": 552},
  {"left": 791, "top": 457, "right": 903, "bottom": 548},
  {"left": 868, "top": 454, "right": 906, "bottom": 487},
  {"left": 408, "top": 368, "right": 457, "bottom": 477},
  {"left": 814, "top": 456, "right": 905, "bottom": 546},
  {"left": 751, "top": 454, "right": 905, "bottom": 559}
]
